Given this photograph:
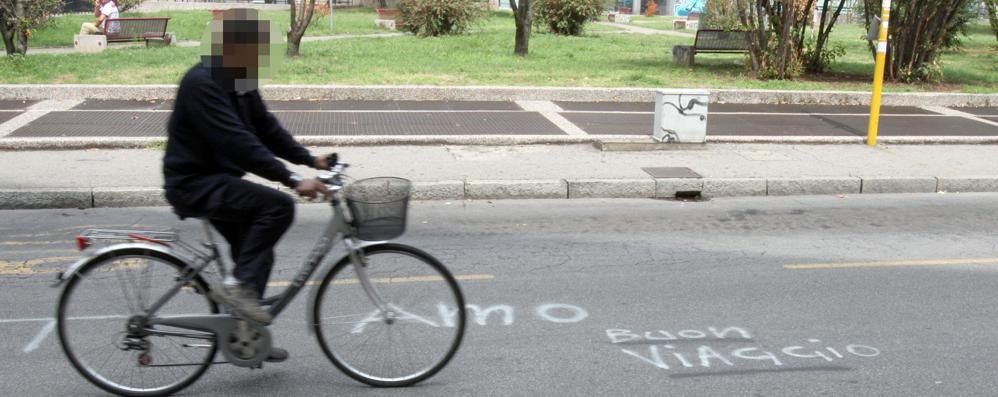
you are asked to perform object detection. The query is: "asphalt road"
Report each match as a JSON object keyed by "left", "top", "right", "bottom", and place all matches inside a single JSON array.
[{"left": 1, "top": 194, "right": 997, "bottom": 396}]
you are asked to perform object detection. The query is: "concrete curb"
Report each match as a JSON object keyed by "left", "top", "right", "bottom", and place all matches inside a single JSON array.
[
  {"left": 4, "top": 176, "right": 998, "bottom": 209},
  {"left": 8, "top": 135, "right": 998, "bottom": 151},
  {"left": 767, "top": 177, "right": 861, "bottom": 196},
  {"left": 937, "top": 177, "right": 998, "bottom": 193},
  {"left": 1, "top": 85, "right": 995, "bottom": 107}
]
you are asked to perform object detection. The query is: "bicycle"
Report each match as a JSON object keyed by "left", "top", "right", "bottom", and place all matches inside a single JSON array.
[{"left": 52, "top": 159, "right": 467, "bottom": 397}]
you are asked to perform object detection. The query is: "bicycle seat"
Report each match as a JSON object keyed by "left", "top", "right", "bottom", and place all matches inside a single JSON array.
[{"left": 172, "top": 207, "right": 205, "bottom": 221}]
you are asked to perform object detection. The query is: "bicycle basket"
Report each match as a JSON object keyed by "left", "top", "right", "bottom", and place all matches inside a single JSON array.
[{"left": 344, "top": 177, "right": 412, "bottom": 241}]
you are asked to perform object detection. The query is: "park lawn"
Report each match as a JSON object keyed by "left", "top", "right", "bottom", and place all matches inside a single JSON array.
[
  {"left": 28, "top": 8, "right": 389, "bottom": 48},
  {"left": 4, "top": 12, "right": 995, "bottom": 92},
  {"left": 818, "top": 23, "right": 997, "bottom": 93}
]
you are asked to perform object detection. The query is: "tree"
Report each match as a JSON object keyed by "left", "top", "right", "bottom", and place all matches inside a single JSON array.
[
  {"left": 287, "top": 0, "right": 317, "bottom": 57},
  {"left": 0, "top": 0, "right": 61, "bottom": 55},
  {"left": 737, "top": 0, "right": 811, "bottom": 79},
  {"left": 986, "top": 0, "right": 997, "bottom": 42},
  {"left": 802, "top": 0, "right": 847, "bottom": 73},
  {"left": 861, "top": 0, "right": 972, "bottom": 82},
  {"left": 509, "top": 0, "right": 531, "bottom": 56},
  {"left": 730, "top": 0, "right": 850, "bottom": 78}
]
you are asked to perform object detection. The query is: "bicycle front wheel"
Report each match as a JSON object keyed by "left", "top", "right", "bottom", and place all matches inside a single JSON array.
[
  {"left": 313, "top": 243, "right": 466, "bottom": 387},
  {"left": 57, "top": 248, "right": 218, "bottom": 397}
]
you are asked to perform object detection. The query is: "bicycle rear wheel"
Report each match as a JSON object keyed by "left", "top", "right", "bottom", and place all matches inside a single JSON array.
[
  {"left": 312, "top": 243, "right": 466, "bottom": 387},
  {"left": 57, "top": 248, "right": 218, "bottom": 397}
]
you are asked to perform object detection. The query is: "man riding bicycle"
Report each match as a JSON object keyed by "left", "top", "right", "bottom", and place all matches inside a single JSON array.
[{"left": 163, "top": 8, "right": 326, "bottom": 361}]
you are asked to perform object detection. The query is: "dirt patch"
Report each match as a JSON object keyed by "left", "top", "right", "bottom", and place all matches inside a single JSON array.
[{"left": 52, "top": 74, "right": 78, "bottom": 84}]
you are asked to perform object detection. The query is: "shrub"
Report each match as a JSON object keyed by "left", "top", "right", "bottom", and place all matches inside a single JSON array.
[
  {"left": 703, "top": 0, "right": 743, "bottom": 30},
  {"left": 533, "top": 0, "right": 603, "bottom": 36},
  {"left": 399, "top": 0, "right": 484, "bottom": 37}
]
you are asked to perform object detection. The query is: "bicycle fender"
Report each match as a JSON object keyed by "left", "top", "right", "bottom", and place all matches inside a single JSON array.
[
  {"left": 305, "top": 240, "right": 387, "bottom": 334},
  {"left": 51, "top": 243, "right": 178, "bottom": 288}
]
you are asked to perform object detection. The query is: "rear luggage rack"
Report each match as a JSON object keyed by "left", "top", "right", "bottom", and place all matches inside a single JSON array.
[{"left": 81, "top": 229, "right": 178, "bottom": 242}]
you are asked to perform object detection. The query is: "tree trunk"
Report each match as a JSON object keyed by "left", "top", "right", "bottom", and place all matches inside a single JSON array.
[
  {"left": 0, "top": 6, "right": 16, "bottom": 55},
  {"left": 510, "top": 0, "right": 530, "bottom": 57},
  {"left": 987, "top": 0, "right": 998, "bottom": 41},
  {"left": 12, "top": 0, "right": 27, "bottom": 55},
  {"left": 864, "top": 0, "right": 971, "bottom": 82},
  {"left": 805, "top": 0, "right": 846, "bottom": 73},
  {"left": 287, "top": 0, "right": 316, "bottom": 57},
  {"left": 738, "top": 1, "right": 766, "bottom": 73}
]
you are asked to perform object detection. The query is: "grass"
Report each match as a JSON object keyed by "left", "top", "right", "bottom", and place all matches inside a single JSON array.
[
  {"left": 29, "top": 8, "right": 390, "bottom": 48},
  {"left": 4, "top": 10, "right": 995, "bottom": 92}
]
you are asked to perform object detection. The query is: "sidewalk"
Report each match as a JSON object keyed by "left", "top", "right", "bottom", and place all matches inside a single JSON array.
[
  {"left": 0, "top": 87, "right": 995, "bottom": 209},
  {"left": 2, "top": 143, "right": 997, "bottom": 209}
]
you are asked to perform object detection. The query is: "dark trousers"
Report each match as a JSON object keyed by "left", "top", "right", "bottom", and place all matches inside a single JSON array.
[{"left": 166, "top": 176, "right": 295, "bottom": 298}]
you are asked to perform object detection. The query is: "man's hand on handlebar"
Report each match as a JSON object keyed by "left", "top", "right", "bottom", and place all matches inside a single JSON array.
[
  {"left": 314, "top": 153, "right": 338, "bottom": 171},
  {"left": 295, "top": 179, "right": 330, "bottom": 200},
  {"left": 313, "top": 157, "right": 328, "bottom": 170}
]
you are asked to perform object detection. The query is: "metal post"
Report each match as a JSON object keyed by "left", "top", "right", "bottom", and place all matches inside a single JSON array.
[{"left": 866, "top": 0, "right": 891, "bottom": 146}]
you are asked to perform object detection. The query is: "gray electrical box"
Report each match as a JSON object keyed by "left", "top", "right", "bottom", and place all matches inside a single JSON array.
[{"left": 653, "top": 89, "right": 709, "bottom": 143}]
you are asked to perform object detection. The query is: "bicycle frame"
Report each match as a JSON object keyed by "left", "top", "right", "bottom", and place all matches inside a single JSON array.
[
  {"left": 54, "top": 188, "right": 391, "bottom": 343},
  {"left": 143, "top": 194, "right": 392, "bottom": 335}
]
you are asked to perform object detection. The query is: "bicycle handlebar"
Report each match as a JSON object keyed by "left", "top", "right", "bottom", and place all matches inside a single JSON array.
[{"left": 316, "top": 152, "right": 348, "bottom": 191}]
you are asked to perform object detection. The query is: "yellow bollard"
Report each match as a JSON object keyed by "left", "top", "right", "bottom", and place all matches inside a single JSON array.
[{"left": 867, "top": 0, "right": 892, "bottom": 146}]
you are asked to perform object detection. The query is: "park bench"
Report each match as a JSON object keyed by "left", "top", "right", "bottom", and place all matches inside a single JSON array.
[
  {"left": 672, "top": 29, "right": 749, "bottom": 66},
  {"left": 102, "top": 17, "right": 172, "bottom": 45}
]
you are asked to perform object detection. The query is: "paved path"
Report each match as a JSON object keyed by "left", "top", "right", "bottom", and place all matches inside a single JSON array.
[
  {"left": 595, "top": 21, "right": 694, "bottom": 37},
  {"left": 6, "top": 33, "right": 403, "bottom": 56},
  {"left": 3, "top": 142, "right": 998, "bottom": 208}
]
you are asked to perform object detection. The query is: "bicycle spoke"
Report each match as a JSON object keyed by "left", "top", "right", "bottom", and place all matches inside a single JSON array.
[
  {"left": 113, "top": 269, "right": 139, "bottom": 314},
  {"left": 59, "top": 253, "right": 216, "bottom": 395},
  {"left": 315, "top": 245, "right": 465, "bottom": 386}
]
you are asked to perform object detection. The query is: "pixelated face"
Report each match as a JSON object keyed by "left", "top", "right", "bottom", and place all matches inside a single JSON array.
[{"left": 201, "top": 8, "right": 280, "bottom": 91}]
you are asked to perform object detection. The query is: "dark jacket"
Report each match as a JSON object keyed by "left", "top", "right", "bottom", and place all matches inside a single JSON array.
[{"left": 164, "top": 64, "right": 313, "bottom": 198}]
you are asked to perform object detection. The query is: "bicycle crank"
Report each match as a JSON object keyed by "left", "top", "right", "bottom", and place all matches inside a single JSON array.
[{"left": 217, "top": 319, "right": 272, "bottom": 368}]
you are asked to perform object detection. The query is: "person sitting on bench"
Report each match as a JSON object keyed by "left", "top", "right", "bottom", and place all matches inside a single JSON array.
[{"left": 80, "top": 0, "right": 119, "bottom": 35}]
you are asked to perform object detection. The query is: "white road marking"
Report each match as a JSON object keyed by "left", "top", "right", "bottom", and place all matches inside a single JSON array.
[
  {"left": 22, "top": 320, "right": 54, "bottom": 353},
  {"left": 923, "top": 105, "right": 998, "bottom": 128}
]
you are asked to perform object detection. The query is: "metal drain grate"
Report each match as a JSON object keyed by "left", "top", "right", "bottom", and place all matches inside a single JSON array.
[
  {"left": 72, "top": 100, "right": 174, "bottom": 111},
  {"left": 274, "top": 112, "right": 565, "bottom": 135},
  {"left": 266, "top": 100, "right": 522, "bottom": 111},
  {"left": 642, "top": 167, "right": 702, "bottom": 179},
  {"left": 0, "top": 100, "right": 36, "bottom": 110},
  {"left": 9, "top": 111, "right": 169, "bottom": 137}
]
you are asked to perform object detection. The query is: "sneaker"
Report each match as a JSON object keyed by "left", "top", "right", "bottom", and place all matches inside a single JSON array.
[
  {"left": 210, "top": 283, "right": 273, "bottom": 325},
  {"left": 266, "top": 347, "right": 289, "bottom": 363}
]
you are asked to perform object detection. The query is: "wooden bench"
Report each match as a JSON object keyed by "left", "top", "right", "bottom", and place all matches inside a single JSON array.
[
  {"left": 102, "top": 17, "right": 172, "bottom": 45},
  {"left": 672, "top": 29, "right": 749, "bottom": 66}
]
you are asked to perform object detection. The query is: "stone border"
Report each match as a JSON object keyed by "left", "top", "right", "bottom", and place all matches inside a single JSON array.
[
  {"left": 7, "top": 134, "right": 998, "bottom": 151},
  {"left": 0, "top": 85, "right": 994, "bottom": 107},
  {"left": 4, "top": 176, "right": 998, "bottom": 209}
]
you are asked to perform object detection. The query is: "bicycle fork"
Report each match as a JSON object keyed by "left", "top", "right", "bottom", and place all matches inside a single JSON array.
[{"left": 344, "top": 239, "right": 396, "bottom": 324}]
